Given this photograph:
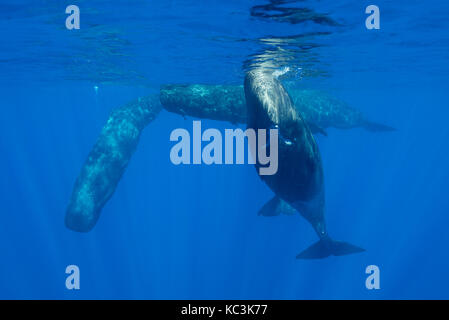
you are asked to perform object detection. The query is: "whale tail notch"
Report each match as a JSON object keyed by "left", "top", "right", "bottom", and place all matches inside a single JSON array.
[{"left": 296, "top": 236, "right": 365, "bottom": 259}]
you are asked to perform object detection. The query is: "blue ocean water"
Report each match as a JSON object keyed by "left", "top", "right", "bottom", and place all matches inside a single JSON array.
[{"left": 0, "top": 0, "right": 448, "bottom": 299}]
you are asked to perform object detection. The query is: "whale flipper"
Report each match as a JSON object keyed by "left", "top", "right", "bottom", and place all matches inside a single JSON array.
[
  {"left": 258, "top": 196, "right": 296, "bottom": 216},
  {"left": 296, "top": 236, "right": 365, "bottom": 259},
  {"left": 258, "top": 196, "right": 282, "bottom": 216},
  {"left": 307, "top": 122, "right": 328, "bottom": 136}
]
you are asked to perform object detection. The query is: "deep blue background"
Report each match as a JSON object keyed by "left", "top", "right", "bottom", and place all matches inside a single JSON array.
[{"left": 0, "top": 0, "right": 448, "bottom": 299}]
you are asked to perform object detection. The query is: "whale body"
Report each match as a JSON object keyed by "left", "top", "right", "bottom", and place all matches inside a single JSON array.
[
  {"left": 65, "top": 95, "right": 162, "bottom": 232},
  {"left": 160, "top": 83, "right": 395, "bottom": 134},
  {"left": 244, "top": 69, "right": 364, "bottom": 259}
]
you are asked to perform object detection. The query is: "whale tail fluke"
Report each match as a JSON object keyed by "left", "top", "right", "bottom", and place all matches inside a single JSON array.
[
  {"left": 296, "top": 236, "right": 365, "bottom": 259},
  {"left": 362, "top": 120, "right": 396, "bottom": 132}
]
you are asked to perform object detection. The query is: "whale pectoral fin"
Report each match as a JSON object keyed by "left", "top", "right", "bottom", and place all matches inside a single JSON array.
[
  {"left": 259, "top": 196, "right": 297, "bottom": 216},
  {"left": 296, "top": 237, "right": 365, "bottom": 259},
  {"left": 307, "top": 122, "right": 328, "bottom": 136},
  {"left": 258, "top": 196, "right": 282, "bottom": 216},
  {"left": 281, "top": 200, "right": 296, "bottom": 216}
]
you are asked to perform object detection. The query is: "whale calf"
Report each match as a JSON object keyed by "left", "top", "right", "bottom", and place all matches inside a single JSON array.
[
  {"left": 244, "top": 69, "right": 364, "bottom": 259},
  {"left": 160, "top": 83, "right": 395, "bottom": 133}
]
